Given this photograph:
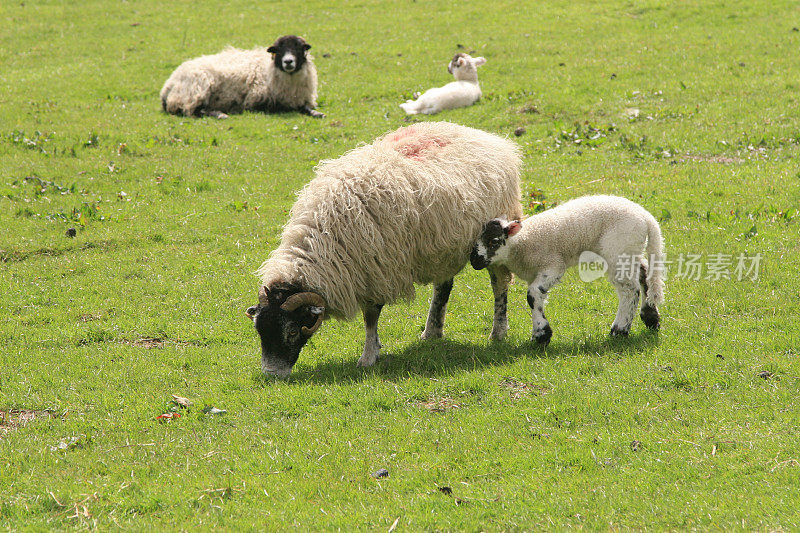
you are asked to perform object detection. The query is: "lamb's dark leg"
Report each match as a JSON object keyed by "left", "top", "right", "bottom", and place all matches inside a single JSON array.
[
  {"left": 488, "top": 265, "right": 513, "bottom": 340},
  {"left": 609, "top": 260, "right": 640, "bottom": 336},
  {"left": 527, "top": 269, "right": 563, "bottom": 345},
  {"left": 357, "top": 303, "right": 384, "bottom": 367},
  {"left": 300, "top": 104, "right": 325, "bottom": 118},
  {"left": 638, "top": 259, "right": 661, "bottom": 330},
  {"left": 421, "top": 278, "right": 454, "bottom": 340}
]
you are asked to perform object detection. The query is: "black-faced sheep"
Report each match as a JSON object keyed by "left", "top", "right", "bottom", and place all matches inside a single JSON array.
[
  {"left": 247, "top": 122, "right": 523, "bottom": 377},
  {"left": 400, "top": 53, "right": 486, "bottom": 115},
  {"left": 160, "top": 35, "right": 323, "bottom": 118},
  {"left": 471, "top": 195, "right": 665, "bottom": 344}
]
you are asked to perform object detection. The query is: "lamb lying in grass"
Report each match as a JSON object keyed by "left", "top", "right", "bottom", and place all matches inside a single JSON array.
[
  {"left": 470, "top": 195, "right": 665, "bottom": 344},
  {"left": 399, "top": 53, "right": 485, "bottom": 115}
]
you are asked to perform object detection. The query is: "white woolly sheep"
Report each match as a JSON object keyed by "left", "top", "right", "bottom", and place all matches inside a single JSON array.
[
  {"left": 247, "top": 121, "right": 523, "bottom": 378},
  {"left": 160, "top": 35, "right": 323, "bottom": 119},
  {"left": 470, "top": 195, "right": 665, "bottom": 343},
  {"left": 399, "top": 53, "right": 486, "bottom": 115}
]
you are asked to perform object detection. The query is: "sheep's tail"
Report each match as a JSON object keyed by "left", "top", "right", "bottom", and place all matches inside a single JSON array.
[{"left": 643, "top": 213, "right": 665, "bottom": 306}]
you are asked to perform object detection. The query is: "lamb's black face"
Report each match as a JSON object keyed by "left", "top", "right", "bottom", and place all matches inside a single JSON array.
[
  {"left": 267, "top": 35, "right": 311, "bottom": 74},
  {"left": 470, "top": 219, "right": 507, "bottom": 270},
  {"left": 246, "top": 283, "right": 325, "bottom": 378}
]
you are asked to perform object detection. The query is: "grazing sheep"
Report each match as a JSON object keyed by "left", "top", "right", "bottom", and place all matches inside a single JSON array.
[
  {"left": 470, "top": 195, "right": 665, "bottom": 344},
  {"left": 399, "top": 53, "right": 486, "bottom": 115},
  {"left": 160, "top": 35, "right": 323, "bottom": 119},
  {"left": 247, "top": 121, "right": 523, "bottom": 378}
]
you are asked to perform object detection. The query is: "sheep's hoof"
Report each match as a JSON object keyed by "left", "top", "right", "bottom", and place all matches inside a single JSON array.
[
  {"left": 309, "top": 109, "right": 325, "bottom": 118},
  {"left": 610, "top": 325, "right": 630, "bottom": 337},
  {"left": 533, "top": 325, "right": 552, "bottom": 345},
  {"left": 356, "top": 353, "right": 379, "bottom": 367},
  {"left": 420, "top": 329, "right": 443, "bottom": 341},
  {"left": 202, "top": 110, "right": 228, "bottom": 119},
  {"left": 641, "top": 305, "right": 661, "bottom": 330},
  {"left": 489, "top": 327, "right": 508, "bottom": 341}
]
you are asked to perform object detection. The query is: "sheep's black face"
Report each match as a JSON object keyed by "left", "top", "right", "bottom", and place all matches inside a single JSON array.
[
  {"left": 267, "top": 35, "right": 311, "bottom": 74},
  {"left": 470, "top": 218, "right": 520, "bottom": 270},
  {"left": 246, "top": 283, "right": 325, "bottom": 378}
]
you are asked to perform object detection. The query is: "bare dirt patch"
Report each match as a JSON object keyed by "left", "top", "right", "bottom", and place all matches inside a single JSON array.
[
  {"left": 0, "top": 409, "right": 56, "bottom": 438},
  {"left": 414, "top": 397, "right": 461, "bottom": 413},
  {"left": 678, "top": 154, "right": 744, "bottom": 164},
  {"left": 499, "top": 377, "right": 546, "bottom": 400},
  {"left": 126, "top": 337, "right": 195, "bottom": 349}
]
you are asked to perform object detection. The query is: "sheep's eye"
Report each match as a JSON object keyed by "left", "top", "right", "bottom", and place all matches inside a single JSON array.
[
  {"left": 490, "top": 238, "right": 502, "bottom": 246},
  {"left": 287, "top": 327, "right": 300, "bottom": 339}
]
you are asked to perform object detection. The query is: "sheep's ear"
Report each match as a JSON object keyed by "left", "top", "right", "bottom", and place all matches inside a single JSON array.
[
  {"left": 303, "top": 43, "right": 311, "bottom": 51},
  {"left": 472, "top": 56, "right": 487, "bottom": 67},
  {"left": 506, "top": 221, "right": 522, "bottom": 237},
  {"left": 245, "top": 306, "right": 258, "bottom": 320},
  {"left": 267, "top": 46, "right": 278, "bottom": 54}
]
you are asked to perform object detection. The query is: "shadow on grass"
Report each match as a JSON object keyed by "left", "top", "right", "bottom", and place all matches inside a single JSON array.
[{"left": 264, "top": 329, "right": 660, "bottom": 386}]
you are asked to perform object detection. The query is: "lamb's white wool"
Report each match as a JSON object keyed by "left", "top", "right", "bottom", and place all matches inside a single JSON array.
[
  {"left": 472, "top": 195, "right": 665, "bottom": 342},
  {"left": 255, "top": 122, "right": 523, "bottom": 370},
  {"left": 160, "top": 35, "right": 320, "bottom": 117},
  {"left": 400, "top": 53, "right": 486, "bottom": 115}
]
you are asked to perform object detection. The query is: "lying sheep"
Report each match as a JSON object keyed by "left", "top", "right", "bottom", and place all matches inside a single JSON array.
[
  {"left": 160, "top": 35, "right": 323, "bottom": 119},
  {"left": 247, "top": 121, "right": 523, "bottom": 378},
  {"left": 470, "top": 195, "right": 665, "bottom": 344},
  {"left": 399, "top": 53, "right": 486, "bottom": 115}
]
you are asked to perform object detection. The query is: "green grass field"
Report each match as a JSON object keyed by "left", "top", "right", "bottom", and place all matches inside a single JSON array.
[{"left": 2, "top": 0, "right": 799, "bottom": 529}]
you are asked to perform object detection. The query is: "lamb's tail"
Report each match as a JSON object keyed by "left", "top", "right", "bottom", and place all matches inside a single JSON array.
[
  {"left": 399, "top": 100, "right": 419, "bottom": 115},
  {"left": 643, "top": 213, "right": 665, "bottom": 306}
]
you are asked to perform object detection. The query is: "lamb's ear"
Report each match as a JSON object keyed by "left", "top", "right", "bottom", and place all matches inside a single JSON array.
[
  {"left": 245, "top": 306, "right": 258, "bottom": 320},
  {"left": 267, "top": 46, "right": 278, "bottom": 54},
  {"left": 506, "top": 221, "right": 522, "bottom": 237},
  {"left": 472, "top": 56, "right": 487, "bottom": 67},
  {"left": 303, "top": 43, "right": 311, "bottom": 51}
]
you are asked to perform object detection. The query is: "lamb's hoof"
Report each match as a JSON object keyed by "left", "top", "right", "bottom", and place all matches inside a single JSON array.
[
  {"left": 420, "top": 329, "right": 443, "bottom": 341},
  {"left": 533, "top": 325, "right": 552, "bottom": 345},
  {"left": 610, "top": 325, "right": 630, "bottom": 337},
  {"left": 641, "top": 305, "right": 661, "bottom": 330},
  {"left": 309, "top": 110, "right": 325, "bottom": 118}
]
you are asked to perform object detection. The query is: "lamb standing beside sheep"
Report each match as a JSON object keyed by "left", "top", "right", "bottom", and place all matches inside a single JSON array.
[
  {"left": 400, "top": 53, "right": 486, "bottom": 115},
  {"left": 247, "top": 121, "right": 523, "bottom": 378},
  {"left": 160, "top": 35, "right": 323, "bottom": 118},
  {"left": 470, "top": 195, "right": 665, "bottom": 344}
]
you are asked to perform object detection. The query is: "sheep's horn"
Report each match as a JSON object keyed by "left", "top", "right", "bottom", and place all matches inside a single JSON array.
[
  {"left": 281, "top": 292, "right": 326, "bottom": 336},
  {"left": 258, "top": 285, "right": 270, "bottom": 305}
]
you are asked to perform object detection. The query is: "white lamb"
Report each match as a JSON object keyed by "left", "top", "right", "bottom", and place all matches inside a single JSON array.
[
  {"left": 470, "top": 195, "right": 665, "bottom": 344},
  {"left": 399, "top": 53, "right": 485, "bottom": 115}
]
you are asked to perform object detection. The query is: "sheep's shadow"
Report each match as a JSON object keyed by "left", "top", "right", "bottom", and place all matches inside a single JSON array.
[{"left": 270, "top": 329, "right": 660, "bottom": 385}]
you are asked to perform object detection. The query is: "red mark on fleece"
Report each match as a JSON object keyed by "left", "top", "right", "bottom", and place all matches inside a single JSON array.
[{"left": 386, "top": 126, "right": 449, "bottom": 160}]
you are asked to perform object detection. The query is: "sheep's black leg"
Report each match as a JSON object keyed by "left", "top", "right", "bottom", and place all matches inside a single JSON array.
[
  {"left": 421, "top": 278, "right": 454, "bottom": 340},
  {"left": 300, "top": 104, "right": 325, "bottom": 118},
  {"left": 200, "top": 109, "right": 229, "bottom": 119},
  {"left": 638, "top": 259, "right": 661, "bottom": 330},
  {"left": 527, "top": 270, "right": 563, "bottom": 345},
  {"left": 487, "top": 265, "right": 513, "bottom": 340},
  {"left": 357, "top": 303, "right": 384, "bottom": 367}
]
